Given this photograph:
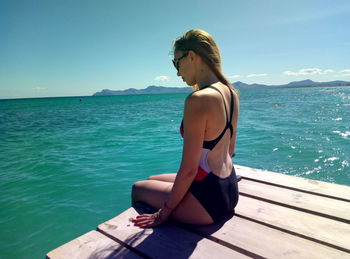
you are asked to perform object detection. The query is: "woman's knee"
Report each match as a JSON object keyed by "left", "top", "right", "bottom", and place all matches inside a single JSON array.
[
  {"left": 131, "top": 180, "right": 147, "bottom": 201},
  {"left": 147, "top": 174, "right": 168, "bottom": 181},
  {"left": 131, "top": 180, "right": 172, "bottom": 209},
  {"left": 147, "top": 173, "right": 176, "bottom": 182},
  {"left": 147, "top": 175, "right": 157, "bottom": 180}
]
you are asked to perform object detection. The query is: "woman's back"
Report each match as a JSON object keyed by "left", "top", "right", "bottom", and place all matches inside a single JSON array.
[{"left": 187, "top": 82, "right": 239, "bottom": 178}]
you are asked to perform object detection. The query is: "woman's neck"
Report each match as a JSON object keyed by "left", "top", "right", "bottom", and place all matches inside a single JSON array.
[
  {"left": 195, "top": 63, "right": 219, "bottom": 89},
  {"left": 197, "top": 74, "right": 219, "bottom": 90}
]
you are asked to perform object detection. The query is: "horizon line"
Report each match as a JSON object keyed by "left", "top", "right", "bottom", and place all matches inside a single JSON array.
[{"left": 2, "top": 79, "right": 350, "bottom": 100}]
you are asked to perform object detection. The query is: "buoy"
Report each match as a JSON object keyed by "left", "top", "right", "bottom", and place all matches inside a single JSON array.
[{"left": 274, "top": 104, "right": 278, "bottom": 107}]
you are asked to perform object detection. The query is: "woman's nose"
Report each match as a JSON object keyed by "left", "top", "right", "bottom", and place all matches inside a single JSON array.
[{"left": 177, "top": 70, "right": 180, "bottom": 77}]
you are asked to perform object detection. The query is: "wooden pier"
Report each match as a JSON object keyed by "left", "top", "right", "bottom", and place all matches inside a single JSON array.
[{"left": 46, "top": 165, "right": 350, "bottom": 258}]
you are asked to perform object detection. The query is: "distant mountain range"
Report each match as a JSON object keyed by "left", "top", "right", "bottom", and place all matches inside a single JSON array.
[
  {"left": 92, "top": 79, "right": 350, "bottom": 96},
  {"left": 93, "top": 85, "right": 192, "bottom": 96},
  {"left": 233, "top": 79, "right": 350, "bottom": 89}
]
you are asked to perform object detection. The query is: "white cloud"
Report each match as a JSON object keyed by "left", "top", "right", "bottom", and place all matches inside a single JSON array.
[
  {"left": 154, "top": 76, "right": 169, "bottom": 81},
  {"left": 32, "top": 87, "right": 46, "bottom": 91},
  {"left": 339, "top": 69, "right": 350, "bottom": 76},
  {"left": 323, "top": 69, "right": 335, "bottom": 74},
  {"left": 247, "top": 73, "right": 268, "bottom": 78},
  {"left": 228, "top": 75, "right": 240, "bottom": 79},
  {"left": 299, "top": 68, "right": 322, "bottom": 75},
  {"left": 283, "top": 71, "right": 298, "bottom": 76},
  {"left": 283, "top": 68, "right": 335, "bottom": 76}
]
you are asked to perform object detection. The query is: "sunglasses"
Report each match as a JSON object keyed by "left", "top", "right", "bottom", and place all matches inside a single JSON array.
[{"left": 172, "top": 52, "right": 189, "bottom": 71}]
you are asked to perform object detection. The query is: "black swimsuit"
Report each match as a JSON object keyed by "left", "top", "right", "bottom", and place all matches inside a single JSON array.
[{"left": 180, "top": 85, "right": 239, "bottom": 222}]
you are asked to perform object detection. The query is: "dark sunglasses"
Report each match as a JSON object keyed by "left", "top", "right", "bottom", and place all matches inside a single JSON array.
[{"left": 172, "top": 52, "right": 189, "bottom": 71}]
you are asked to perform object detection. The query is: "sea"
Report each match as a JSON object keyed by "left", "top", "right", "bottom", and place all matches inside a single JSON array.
[{"left": 0, "top": 86, "right": 349, "bottom": 258}]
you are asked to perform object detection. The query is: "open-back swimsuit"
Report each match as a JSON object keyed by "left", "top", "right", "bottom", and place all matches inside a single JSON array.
[{"left": 180, "top": 85, "right": 239, "bottom": 222}]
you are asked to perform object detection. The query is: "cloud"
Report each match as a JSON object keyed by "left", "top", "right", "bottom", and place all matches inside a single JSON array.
[
  {"left": 32, "top": 87, "right": 46, "bottom": 91},
  {"left": 283, "top": 71, "right": 297, "bottom": 76},
  {"left": 228, "top": 75, "right": 240, "bottom": 79},
  {"left": 323, "top": 69, "right": 335, "bottom": 74},
  {"left": 339, "top": 69, "right": 350, "bottom": 76},
  {"left": 247, "top": 73, "right": 268, "bottom": 78},
  {"left": 154, "top": 76, "right": 169, "bottom": 81},
  {"left": 283, "top": 68, "right": 334, "bottom": 76}
]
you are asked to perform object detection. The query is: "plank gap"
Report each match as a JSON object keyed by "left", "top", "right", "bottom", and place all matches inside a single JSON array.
[
  {"left": 235, "top": 213, "right": 350, "bottom": 254},
  {"left": 239, "top": 192, "right": 350, "bottom": 224},
  {"left": 241, "top": 177, "right": 350, "bottom": 203}
]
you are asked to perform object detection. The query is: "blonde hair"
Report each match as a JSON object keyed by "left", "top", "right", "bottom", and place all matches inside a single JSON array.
[{"left": 173, "top": 29, "right": 237, "bottom": 93}]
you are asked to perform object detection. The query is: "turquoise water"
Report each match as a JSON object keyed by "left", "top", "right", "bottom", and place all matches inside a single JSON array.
[{"left": 0, "top": 87, "right": 349, "bottom": 258}]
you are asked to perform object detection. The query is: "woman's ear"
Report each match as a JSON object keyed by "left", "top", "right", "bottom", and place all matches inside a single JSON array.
[{"left": 188, "top": 50, "right": 197, "bottom": 63}]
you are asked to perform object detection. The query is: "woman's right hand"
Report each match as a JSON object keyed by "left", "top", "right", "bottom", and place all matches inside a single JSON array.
[{"left": 131, "top": 207, "right": 172, "bottom": 228}]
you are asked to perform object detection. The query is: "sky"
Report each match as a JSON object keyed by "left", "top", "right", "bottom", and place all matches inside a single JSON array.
[{"left": 1, "top": 0, "right": 350, "bottom": 99}]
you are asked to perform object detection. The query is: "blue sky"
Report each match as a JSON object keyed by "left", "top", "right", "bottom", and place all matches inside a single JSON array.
[{"left": 1, "top": 0, "right": 350, "bottom": 98}]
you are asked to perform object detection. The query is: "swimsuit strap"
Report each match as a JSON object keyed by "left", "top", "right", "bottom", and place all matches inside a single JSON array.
[
  {"left": 208, "top": 86, "right": 230, "bottom": 125},
  {"left": 228, "top": 86, "right": 234, "bottom": 136},
  {"left": 202, "top": 85, "right": 234, "bottom": 150},
  {"left": 207, "top": 85, "right": 234, "bottom": 137}
]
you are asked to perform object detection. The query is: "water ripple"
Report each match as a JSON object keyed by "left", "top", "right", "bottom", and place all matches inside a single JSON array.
[{"left": 1, "top": 89, "right": 350, "bottom": 258}]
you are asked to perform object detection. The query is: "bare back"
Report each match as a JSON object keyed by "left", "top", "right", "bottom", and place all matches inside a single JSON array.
[{"left": 193, "top": 82, "right": 239, "bottom": 178}]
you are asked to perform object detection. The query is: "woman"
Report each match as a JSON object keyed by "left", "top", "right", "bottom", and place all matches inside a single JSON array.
[{"left": 131, "top": 29, "right": 240, "bottom": 228}]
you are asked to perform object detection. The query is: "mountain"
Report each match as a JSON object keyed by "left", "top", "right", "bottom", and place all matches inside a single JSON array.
[
  {"left": 92, "top": 80, "right": 350, "bottom": 96},
  {"left": 232, "top": 79, "right": 350, "bottom": 90},
  {"left": 93, "top": 85, "right": 192, "bottom": 96}
]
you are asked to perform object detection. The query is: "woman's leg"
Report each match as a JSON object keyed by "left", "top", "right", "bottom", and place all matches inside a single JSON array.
[
  {"left": 147, "top": 173, "right": 176, "bottom": 182},
  {"left": 171, "top": 193, "right": 213, "bottom": 225},
  {"left": 131, "top": 179, "right": 213, "bottom": 225},
  {"left": 132, "top": 180, "right": 172, "bottom": 209}
]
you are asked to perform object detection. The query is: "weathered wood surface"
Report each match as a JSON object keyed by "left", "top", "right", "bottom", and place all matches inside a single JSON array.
[
  {"left": 238, "top": 178, "right": 350, "bottom": 222},
  {"left": 47, "top": 165, "right": 350, "bottom": 258},
  {"left": 98, "top": 208, "right": 249, "bottom": 259},
  {"left": 236, "top": 195, "right": 350, "bottom": 251},
  {"left": 236, "top": 165, "right": 350, "bottom": 201},
  {"left": 46, "top": 230, "right": 142, "bottom": 259},
  {"left": 190, "top": 212, "right": 348, "bottom": 259}
]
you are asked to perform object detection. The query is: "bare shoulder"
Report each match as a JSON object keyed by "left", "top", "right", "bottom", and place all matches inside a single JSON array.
[
  {"left": 187, "top": 88, "right": 220, "bottom": 105},
  {"left": 185, "top": 90, "right": 214, "bottom": 110}
]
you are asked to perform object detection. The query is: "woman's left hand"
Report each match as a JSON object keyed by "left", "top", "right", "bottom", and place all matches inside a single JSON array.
[{"left": 131, "top": 208, "right": 171, "bottom": 228}]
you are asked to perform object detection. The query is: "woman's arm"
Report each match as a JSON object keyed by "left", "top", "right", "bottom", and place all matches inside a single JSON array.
[{"left": 165, "top": 93, "right": 208, "bottom": 209}]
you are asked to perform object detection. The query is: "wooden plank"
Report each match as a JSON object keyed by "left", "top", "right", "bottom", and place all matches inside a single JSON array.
[
  {"left": 46, "top": 230, "right": 141, "bottom": 259},
  {"left": 47, "top": 166, "right": 350, "bottom": 259},
  {"left": 235, "top": 195, "right": 350, "bottom": 252},
  {"left": 235, "top": 165, "right": 350, "bottom": 201},
  {"left": 238, "top": 179, "right": 350, "bottom": 222},
  {"left": 188, "top": 213, "right": 349, "bottom": 259},
  {"left": 97, "top": 207, "right": 250, "bottom": 259}
]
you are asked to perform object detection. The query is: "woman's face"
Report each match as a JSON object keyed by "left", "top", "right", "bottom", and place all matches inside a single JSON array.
[{"left": 174, "top": 50, "right": 196, "bottom": 86}]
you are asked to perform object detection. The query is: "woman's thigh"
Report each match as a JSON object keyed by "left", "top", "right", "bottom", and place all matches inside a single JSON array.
[
  {"left": 172, "top": 193, "right": 213, "bottom": 225},
  {"left": 147, "top": 173, "right": 177, "bottom": 182},
  {"left": 132, "top": 179, "right": 213, "bottom": 225}
]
